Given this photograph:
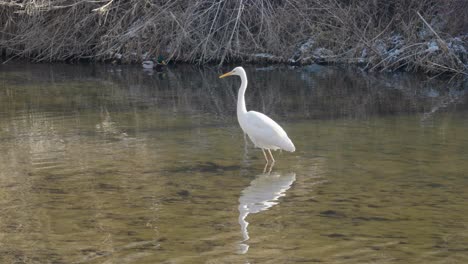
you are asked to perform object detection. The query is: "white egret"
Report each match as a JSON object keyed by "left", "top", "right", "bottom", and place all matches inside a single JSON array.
[{"left": 219, "top": 67, "right": 295, "bottom": 163}]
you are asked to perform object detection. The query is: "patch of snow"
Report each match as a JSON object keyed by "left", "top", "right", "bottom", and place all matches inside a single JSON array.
[
  {"left": 361, "top": 48, "right": 368, "bottom": 58},
  {"left": 290, "top": 37, "right": 316, "bottom": 62},
  {"left": 447, "top": 38, "right": 467, "bottom": 54},
  {"left": 374, "top": 40, "right": 387, "bottom": 56},
  {"left": 387, "top": 48, "right": 402, "bottom": 58},
  {"left": 312, "top": 48, "right": 333, "bottom": 58},
  {"left": 389, "top": 34, "right": 404, "bottom": 47},
  {"left": 253, "top": 53, "right": 282, "bottom": 62},
  {"left": 299, "top": 38, "right": 315, "bottom": 53},
  {"left": 254, "top": 53, "right": 275, "bottom": 59},
  {"left": 418, "top": 29, "right": 429, "bottom": 40},
  {"left": 426, "top": 41, "right": 439, "bottom": 53},
  {"left": 358, "top": 48, "right": 368, "bottom": 63}
]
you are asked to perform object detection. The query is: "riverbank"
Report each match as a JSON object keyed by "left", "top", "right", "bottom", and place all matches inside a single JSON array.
[{"left": 1, "top": 0, "right": 467, "bottom": 75}]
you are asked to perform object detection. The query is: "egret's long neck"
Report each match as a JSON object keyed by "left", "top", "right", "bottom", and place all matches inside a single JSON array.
[{"left": 237, "top": 71, "right": 248, "bottom": 117}]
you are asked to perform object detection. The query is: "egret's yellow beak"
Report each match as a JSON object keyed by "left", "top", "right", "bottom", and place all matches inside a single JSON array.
[{"left": 219, "top": 71, "right": 233, "bottom": 79}]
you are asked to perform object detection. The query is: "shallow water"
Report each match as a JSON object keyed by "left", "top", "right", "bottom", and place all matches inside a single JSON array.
[{"left": 0, "top": 63, "right": 467, "bottom": 263}]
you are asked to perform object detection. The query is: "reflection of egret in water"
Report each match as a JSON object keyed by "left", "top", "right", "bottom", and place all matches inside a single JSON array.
[{"left": 238, "top": 171, "right": 296, "bottom": 254}]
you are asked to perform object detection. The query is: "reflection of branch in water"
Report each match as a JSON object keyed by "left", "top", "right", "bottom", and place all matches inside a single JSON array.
[
  {"left": 421, "top": 90, "right": 466, "bottom": 121},
  {"left": 4, "top": 64, "right": 467, "bottom": 123},
  {"left": 238, "top": 172, "right": 296, "bottom": 254}
]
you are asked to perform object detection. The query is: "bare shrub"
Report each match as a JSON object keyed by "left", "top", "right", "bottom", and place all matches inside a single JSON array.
[{"left": 0, "top": 0, "right": 466, "bottom": 74}]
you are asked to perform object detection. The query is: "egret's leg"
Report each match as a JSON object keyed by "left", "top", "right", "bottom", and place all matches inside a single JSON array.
[
  {"left": 267, "top": 149, "right": 275, "bottom": 163},
  {"left": 267, "top": 162, "right": 274, "bottom": 174},
  {"left": 261, "top": 149, "right": 269, "bottom": 163}
]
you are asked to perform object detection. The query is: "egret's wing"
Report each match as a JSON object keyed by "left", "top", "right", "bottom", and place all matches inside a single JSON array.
[{"left": 243, "top": 111, "right": 289, "bottom": 145}]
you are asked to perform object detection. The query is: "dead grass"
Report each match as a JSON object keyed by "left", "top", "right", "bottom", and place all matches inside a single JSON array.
[{"left": 0, "top": 0, "right": 466, "bottom": 75}]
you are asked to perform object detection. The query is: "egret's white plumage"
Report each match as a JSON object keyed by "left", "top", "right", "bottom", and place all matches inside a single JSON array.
[{"left": 219, "top": 67, "right": 295, "bottom": 163}]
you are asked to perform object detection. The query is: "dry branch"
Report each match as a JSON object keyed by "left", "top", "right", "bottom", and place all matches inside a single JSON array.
[{"left": 0, "top": 0, "right": 466, "bottom": 75}]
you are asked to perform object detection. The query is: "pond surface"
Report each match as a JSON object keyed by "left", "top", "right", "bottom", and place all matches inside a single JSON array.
[{"left": 0, "top": 63, "right": 468, "bottom": 263}]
